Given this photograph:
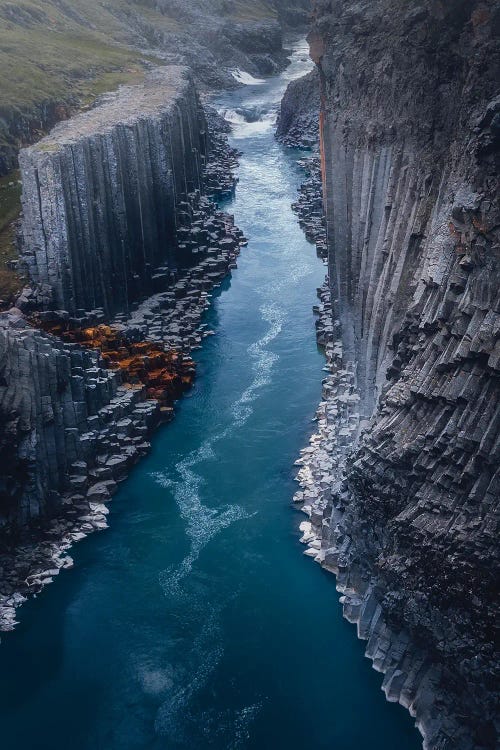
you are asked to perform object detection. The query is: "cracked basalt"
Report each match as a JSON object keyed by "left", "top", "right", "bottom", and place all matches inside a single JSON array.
[
  {"left": 18, "top": 67, "right": 207, "bottom": 317},
  {"left": 0, "top": 67, "right": 247, "bottom": 629},
  {"left": 292, "top": 2, "right": 500, "bottom": 748}
]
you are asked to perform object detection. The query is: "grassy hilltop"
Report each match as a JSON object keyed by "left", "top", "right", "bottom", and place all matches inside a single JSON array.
[
  {"left": 0, "top": 0, "right": 279, "bottom": 303},
  {"left": 0, "top": 0, "right": 277, "bottom": 117},
  {"left": 0, "top": 0, "right": 278, "bottom": 171}
]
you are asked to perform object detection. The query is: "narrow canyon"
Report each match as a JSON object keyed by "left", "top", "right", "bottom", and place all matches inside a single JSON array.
[{"left": 0, "top": 2, "right": 498, "bottom": 749}]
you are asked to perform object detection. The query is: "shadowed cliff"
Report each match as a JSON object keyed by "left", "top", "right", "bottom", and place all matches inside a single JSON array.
[{"left": 306, "top": 1, "right": 499, "bottom": 747}]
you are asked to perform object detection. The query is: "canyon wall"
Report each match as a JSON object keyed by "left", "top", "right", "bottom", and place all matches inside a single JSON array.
[
  {"left": 19, "top": 67, "right": 205, "bottom": 317},
  {"left": 308, "top": 1, "right": 499, "bottom": 748},
  {"left": 0, "top": 308, "right": 160, "bottom": 534},
  {"left": 276, "top": 69, "right": 320, "bottom": 149},
  {"left": 1, "top": 63, "right": 246, "bottom": 529}
]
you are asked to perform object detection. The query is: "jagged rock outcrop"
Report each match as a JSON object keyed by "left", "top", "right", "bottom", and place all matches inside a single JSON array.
[
  {"left": 292, "top": 156, "right": 327, "bottom": 256},
  {"left": 276, "top": 69, "right": 320, "bottom": 148},
  {"left": 273, "top": 0, "right": 311, "bottom": 28},
  {"left": 153, "top": 1, "right": 289, "bottom": 81},
  {"left": 0, "top": 307, "right": 160, "bottom": 533},
  {"left": 0, "top": 61, "right": 248, "bottom": 628},
  {"left": 301, "top": 2, "right": 500, "bottom": 748},
  {"left": 19, "top": 67, "right": 206, "bottom": 317}
]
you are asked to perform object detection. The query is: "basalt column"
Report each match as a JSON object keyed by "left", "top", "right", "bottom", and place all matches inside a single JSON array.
[
  {"left": 19, "top": 67, "right": 206, "bottom": 317},
  {"left": 309, "top": 1, "right": 499, "bottom": 747}
]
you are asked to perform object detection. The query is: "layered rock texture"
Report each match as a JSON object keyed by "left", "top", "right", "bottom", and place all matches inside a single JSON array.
[
  {"left": 301, "top": 1, "right": 500, "bottom": 748},
  {"left": 0, "top": 307, "right": 161, "bottom": 533}
]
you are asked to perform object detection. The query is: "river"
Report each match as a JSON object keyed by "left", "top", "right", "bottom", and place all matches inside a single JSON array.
[{"left": 0, "top": 41, "right": 420, "bottom": 750}]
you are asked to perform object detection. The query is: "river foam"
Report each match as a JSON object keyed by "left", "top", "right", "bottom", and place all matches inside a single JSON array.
[
  {"left": 231, "top": 69, "right": 265, "bottom": 86},
  {"left": 153, "top": 300, "right": 286, "bottom": 597}
]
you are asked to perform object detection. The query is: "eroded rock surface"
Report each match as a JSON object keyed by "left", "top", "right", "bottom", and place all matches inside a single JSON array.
[
  {"left": 296, "top": 2, "right": 500, "bottom": 747},
  {"left": 0, "top": 66, "right": 247, "bottom": 628},
  {"left": 19, "top": 67, "right": 206, "bottom": 317},
  {"left": 276, "top": 69, "right": 320, "bottom": 149}
]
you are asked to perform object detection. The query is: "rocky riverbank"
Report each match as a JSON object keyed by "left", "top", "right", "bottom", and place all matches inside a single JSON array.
[
  {"left": 0, "top": 67, "right": 248, "bottom": 631},
  {"left": 291, "top": 2, "right": 499, "bottom": 748},
  {"left": 0, "top": 210, "right": 244, "bottom": 631},
  {"left": 292, "top": 157, "right": 326, "bottom": 259}
]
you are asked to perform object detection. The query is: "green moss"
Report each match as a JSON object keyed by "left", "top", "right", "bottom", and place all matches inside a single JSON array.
[
  {"left": 0, "top": 171, "right": 22, "bottom": 307},
  {"left": 0, "top": 0, "right": 177, "bottom": 139}
]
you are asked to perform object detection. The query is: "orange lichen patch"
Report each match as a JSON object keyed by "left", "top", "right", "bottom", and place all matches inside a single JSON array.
[
  {"left": 471, "top": 5, "right": 490, "bottom": 28},
  {"left": 319, "top": 110, "right": 327, "bottom": 209},
  {"left": 37, "top": 321, "right": 195, "bottom": 406},
  {"left": 471, "top": 215, "right": 487, "bottom": 233}
]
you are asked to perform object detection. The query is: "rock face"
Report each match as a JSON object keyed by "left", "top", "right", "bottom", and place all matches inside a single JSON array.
[
  {"left": 19, "top": 67, "right": 205, "bottom": 317},
  {"left": 273, "top": 0, "right": 311, "bottom": 28},
  {"left": 0, "top": 62, "right": 248, "bottom": 628},
  {"left": 303, "top": 1, "right": 500, "bottom": 748},
  {"left": 0, "top": 307, "right": 159, "bottom": 532},
  {"left": 276, "top": 69, "right": 320, "bottom": 149},
  {"left": 153, "top": 2, "right": 290, "bottom": 84}
]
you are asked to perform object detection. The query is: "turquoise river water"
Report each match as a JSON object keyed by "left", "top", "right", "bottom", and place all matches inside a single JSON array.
[{"left": 0, "top": 41, "right": 421, "bottom": 750}]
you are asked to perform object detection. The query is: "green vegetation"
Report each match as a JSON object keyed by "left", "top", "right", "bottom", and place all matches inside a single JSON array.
[
  {"left": 0, "top": 0, "right": 279, "bottom": 302},
  {"left": 0, "top": 0, "right": 178, "bottom": 113},
  {"left": 0, "top": 172, "right": 22, "bottom": 306},
  {"left": 225, "top": 1, "right": 277, "bottom": 21}
]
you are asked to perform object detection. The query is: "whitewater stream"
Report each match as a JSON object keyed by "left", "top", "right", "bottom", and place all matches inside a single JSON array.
[{"left": 0, "top": 41, "right": 420, "bottom": 750}]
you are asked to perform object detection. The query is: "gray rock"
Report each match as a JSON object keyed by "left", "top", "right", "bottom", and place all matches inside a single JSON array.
[{"left": 300, "top": 2, "right": 500, "bottom": 747}]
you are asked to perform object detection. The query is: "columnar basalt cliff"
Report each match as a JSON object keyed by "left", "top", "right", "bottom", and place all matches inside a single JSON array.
[
  {"left": 19, "top": 67, "right": 205, "bottom": 317},
  {"left": 276, "top": 69, "right": 320, "bottom": 149},
  {"left": 298, "top": 1, "right": 499, "bottom": 748},
  {"left": 0, "top": 65, "right": 247, "bottom": 629},
  {"left": 0, "top": 308, "right": 162, "bottom": 532}
]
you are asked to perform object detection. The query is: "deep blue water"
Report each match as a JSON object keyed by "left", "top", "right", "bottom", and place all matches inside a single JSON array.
[{"left": 0, "top": 42, "right": 421, "bottom": 750}]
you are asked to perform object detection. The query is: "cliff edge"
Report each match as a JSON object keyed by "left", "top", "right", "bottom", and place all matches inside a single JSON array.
[
  {"left": 19, "top": 67, "right": 204, "bottom": 317},
  {"left": 301, "top": 1, "right": 500, "bottom": 747}
]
